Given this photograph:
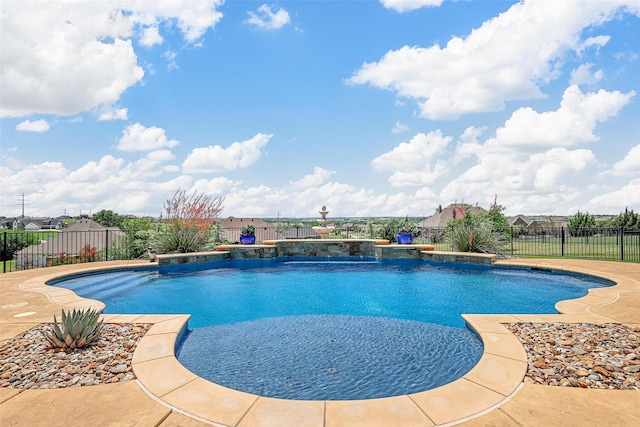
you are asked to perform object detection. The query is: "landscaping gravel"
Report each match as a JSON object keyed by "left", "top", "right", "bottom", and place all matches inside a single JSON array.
[
  {"left": 509, "top": 322, "right": 640, "bottom": 390},
  {"left": 0, "top": 323, "right": 151, "bottom": 389}
]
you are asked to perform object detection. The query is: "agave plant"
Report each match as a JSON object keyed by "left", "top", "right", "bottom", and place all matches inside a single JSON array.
[{"left": 43, "top": 308, "right": 104, "bottom": 350}]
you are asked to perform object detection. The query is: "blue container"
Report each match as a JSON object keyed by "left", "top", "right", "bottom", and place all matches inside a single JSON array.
[
  {"left": 240, "top": 235, "right": 256, "bottom": 244},
  {"left": 396, "top": 233, "right": 413, "bottom": 244}
]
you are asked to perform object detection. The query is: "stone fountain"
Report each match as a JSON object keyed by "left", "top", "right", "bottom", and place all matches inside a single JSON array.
[{"left": 312, "top": 205, "right": 335, "bottom": 239}]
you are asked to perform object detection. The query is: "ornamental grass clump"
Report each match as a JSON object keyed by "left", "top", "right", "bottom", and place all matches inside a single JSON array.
[
  {"left": 43, "top": 308, "right": 104, "bottom": 350},
  {"left": 445, "top": 201, "right": 508, "bottom": 256},
  {"left": 156, "top": 189, "right": 224, "bottom": 253},
  {"left": 447, "top": 219, "right": 506, "bottom": 256}
]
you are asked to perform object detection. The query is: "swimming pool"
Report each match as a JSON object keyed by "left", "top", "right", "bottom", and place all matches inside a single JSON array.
[{"left": 50, "top": 258, "right": 612, "bottom": 400}]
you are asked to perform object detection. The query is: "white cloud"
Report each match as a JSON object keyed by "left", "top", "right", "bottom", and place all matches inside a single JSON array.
[
  {"left": 183, "top": 133, "right": 272, "bottom": 173},
  {"left": 391, "top": 121, "right": 409, "bottom": 133},
  {"left": 371, "top": 131, "right": 452, "bottom": 187},
  {"left": 193, "top": 177, "right": 238, "bottom": 196},
  {"left": 349, "top": 0, "right": 633, "bottom": 119},
  {"left": 372, "top": 131, "right": 451, "bottom": 172},
  {"left": 486, "top": 86, "right": 634, "bottom": 151},
  {"left": 380, "top": 0, "right": 444, "bottom": 13},
  {"left": 163, "top": 50, "right": 178, "bottom": 71},
  {"left": 16, "top": 119, "right": 50, "bottom": 132},
  {"left": 117, "top": 123, "right": 180, "bottom": 152},
  {"left": 246, "top": 4, "right": 291, "bottom": 30},
  {"left": 139, "top": 25, "right": 163, "bottom": 47},
  {"left": 588, "top": 179, "right": 640, "bottom": 212},
  {"left": 570, "top": 63, "right": 604, "bottom": 86},
  {"left": 96, "top": 105, "right": 129, "bottom": 121},
  {"left": 0, "top": 0, "right": 224, "bottom": 118},
  {"left": 289, "top": 167, "right": 335, "bottom": 190},
  {"left": 610, "top": 145, "right": 640, "bottom": 176}
]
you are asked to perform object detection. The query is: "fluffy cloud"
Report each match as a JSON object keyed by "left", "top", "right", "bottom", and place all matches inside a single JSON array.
[
  {"left": 16, "top": 119, "right": 50, "bottom": 132},
  {"left": 0, "top": 0, "right": 224, "bottom": 118},
  {"left": 117, "top": 123, "right": 180, "bottom": 151},
  {"left": 485, "top": 86, "right": 634, "bottom": 151},
  {"left": 391, "top": 121, "right": 409, "bottom": 134},
  {"left": 245, "top": 4, "right": 291, "bottom": 30},
  {"left": 96, "top": 105, "right": 129, "bottom": 121},
  {"left": 371, "top": 131, "right": 451, "bottom": 186},
  {"left": 183, "top": 133, "right": 272, "bottom": 173},
  {"left": 349, "top": 0, "right": 636, "bottom": 119},
  {"left": 588, "top": 179, "right": 640, "bottom": 212},
  {"left": 380, "top": 0, "right": 444, "bottom": 13},
  {"left": 610, "top": 145, "right": 640, "bottom": 176},
  {"left": 570, "top": 63, "right": 604, "bottom": 86},
  {"left": 289, "top": 167, "right": 335, "bottom": 190}
]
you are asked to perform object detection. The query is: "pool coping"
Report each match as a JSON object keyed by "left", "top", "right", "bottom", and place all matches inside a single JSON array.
[{"left": 5, "top": 258, "right": 640, "bottom": 426}]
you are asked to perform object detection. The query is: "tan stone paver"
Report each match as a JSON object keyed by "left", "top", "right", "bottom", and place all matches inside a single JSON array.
[
  {"left": 0, "top": 381, "right": 171, "bottom": 427},
  {"left": 468, "top": 385, "right": 640, "bottom": 427}
]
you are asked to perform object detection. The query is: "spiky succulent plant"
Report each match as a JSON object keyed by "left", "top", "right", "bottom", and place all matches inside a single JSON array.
[{"left": 43, "top": 308, "right": 104, "bottom": 350}]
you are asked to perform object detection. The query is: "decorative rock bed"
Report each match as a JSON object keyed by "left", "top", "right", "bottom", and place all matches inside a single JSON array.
[
  {"left": 509, "top": 322, "right": 640, "bottom": 390},
  {"left": 0, "top": 323, "right": 151, "bottom": 390}
]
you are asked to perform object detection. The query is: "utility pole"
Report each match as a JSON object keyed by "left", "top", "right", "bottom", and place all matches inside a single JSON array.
[{"left": 17, "top": 193, "right": 28, "bottom": 218}]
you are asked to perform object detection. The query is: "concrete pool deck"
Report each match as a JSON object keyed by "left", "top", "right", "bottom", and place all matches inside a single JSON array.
[{"left": 1, "top": 258, "right": 639, "bottom": 426}]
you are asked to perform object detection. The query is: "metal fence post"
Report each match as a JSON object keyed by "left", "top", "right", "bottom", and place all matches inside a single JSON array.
[
  {"left": 561, "top": 227, "right": 565, "bottom": 257},
  {"left": 620, "top": 226, "right": 624, "bottom": 261},
  {"left": 510, "top": 226, "right": 514, "bottom": 256},
  {"left": 2, "top": 231, "right": 6, "bottom": 273},
  {"left": 105, "top": 229, "right": 109, "bottom": 261}
]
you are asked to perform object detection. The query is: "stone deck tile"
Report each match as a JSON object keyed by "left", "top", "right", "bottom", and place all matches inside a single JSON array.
[
  {"left": 478, "top": 385, "right": 640, "bottom": 426},
  {"left": 325, "top": 396, "right": 434, "bottom": 427},
  {"left": 239, "top": 397, "right": 325, "bottom": 427},
  {"left": 462, "top": 314, "right": 520, "bottom": 334},
  {"left": 131, "top": 332, "right": 179, "bottom": 363},
  {"left": 0, "top": 388, "right": 20, "bottom": 404},
  {"left": 462, "top": 353, "right": 527, "bottom": 397},
  {"left": 410, "top": 378, "right": 507, "bottom": 426},
  {"left": 0, "top": 381, "right": 171, "bottom": 427},
  {"left": 160, "top": 377, "right": 258, "bottom": 427},
  {"left": 478, "top": 331, "right": 527, "bottom": 361},
  {"left": 134, "top": 356, "right": 199, "bottom": 397},
  {"left": 158, "top": 412, "right": 214, "bottom": 426}
]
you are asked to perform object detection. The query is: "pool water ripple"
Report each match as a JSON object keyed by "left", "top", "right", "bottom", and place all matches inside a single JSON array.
[{"left": 176, "top": 315, "right": 484, "bottom": 400}]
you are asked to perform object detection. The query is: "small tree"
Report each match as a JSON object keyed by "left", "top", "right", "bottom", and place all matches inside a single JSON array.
[
  {"left": 568, "top": 211, "right": 596, "bottom": 237},
  {"left": 609, "top": 207, "right": 640, "bottom": 230},
  {"left": 92, "top": 210, "right": 125, "bottom": 228},
  {"left": 156, "top": 190, "right": 224, "bottom": 253}
]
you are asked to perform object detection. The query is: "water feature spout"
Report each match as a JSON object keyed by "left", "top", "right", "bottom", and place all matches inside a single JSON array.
[{"left": 312, "top": 205, "right": 335, "bottom": 238}]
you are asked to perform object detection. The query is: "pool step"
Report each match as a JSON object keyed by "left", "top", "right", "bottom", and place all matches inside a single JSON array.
[
  {"left": 59, "top": 272, "right": 134, "bottom": 293},
  {"left": 57, "top": 272, "right": 158, "bottom": 302}
]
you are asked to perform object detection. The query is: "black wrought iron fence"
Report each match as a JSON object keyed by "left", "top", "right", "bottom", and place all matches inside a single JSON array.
[{"left": 2, "top": 226, "right": 638, "bottom": 273}]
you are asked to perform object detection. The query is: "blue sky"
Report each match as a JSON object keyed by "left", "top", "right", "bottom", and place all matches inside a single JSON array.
[{"left": 1, "top": 0, "right": 639, "bottom": 219}]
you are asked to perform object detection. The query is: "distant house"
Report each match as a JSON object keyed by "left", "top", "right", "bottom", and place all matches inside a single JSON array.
[
  {"left": 509, "top": 215, "right": 545, "bottom": 234},
  {"left": 17, "top": 217, "right": 63, "bottom": 230},
  {"left": 16, "top": 218, "right": 124, "bottom": 268},
  {"left": 418, "top": 203, "right": 488, "bottom": 228},
  {"left": 0, "top": 218, "right": 19, "bottom": 229}
]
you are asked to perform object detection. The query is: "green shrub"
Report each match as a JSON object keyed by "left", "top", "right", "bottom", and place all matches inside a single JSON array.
[{"left": 447, "top": 216, "right": 506, "bottom": 256}]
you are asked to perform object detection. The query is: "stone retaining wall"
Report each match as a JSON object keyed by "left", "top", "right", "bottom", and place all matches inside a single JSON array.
[{"left": 157, "top": 240, "right": 495, "bottom": 265}]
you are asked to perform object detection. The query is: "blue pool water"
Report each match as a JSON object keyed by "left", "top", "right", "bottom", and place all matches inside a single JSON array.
[{"left": 50, "top": 258, "right": 612, "bottom": 400}]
